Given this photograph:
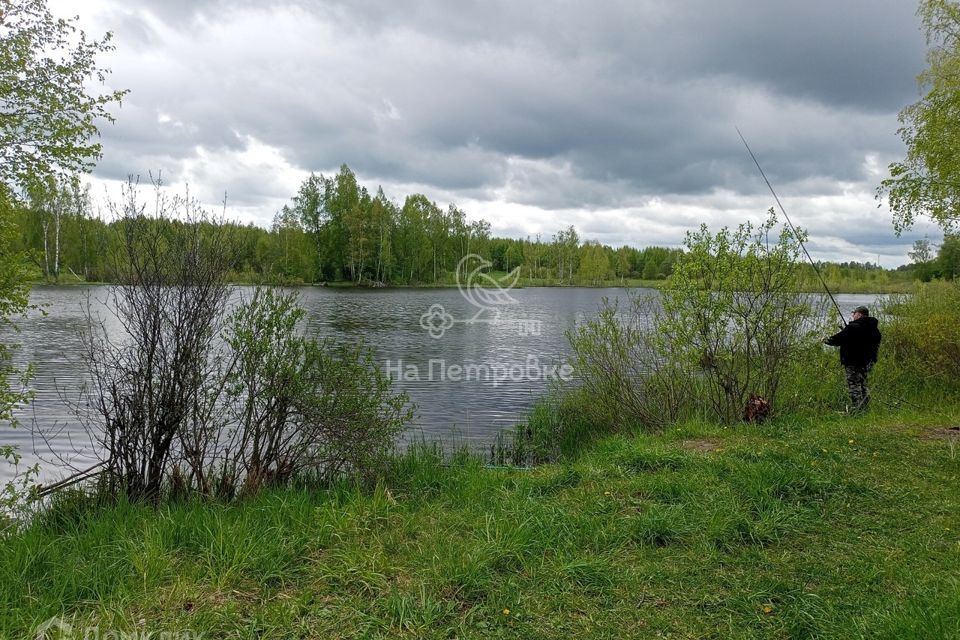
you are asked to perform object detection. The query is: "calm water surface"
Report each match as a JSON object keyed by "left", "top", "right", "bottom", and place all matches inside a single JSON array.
[{"left": 1, "top": 285, "right": 880, "bottom": 483}]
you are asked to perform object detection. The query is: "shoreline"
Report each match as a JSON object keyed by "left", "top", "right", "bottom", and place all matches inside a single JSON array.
[{"left": 27, "top": 278, "right": 915, "bottom": 294}]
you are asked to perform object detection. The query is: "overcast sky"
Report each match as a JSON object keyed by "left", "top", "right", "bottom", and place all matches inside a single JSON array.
[{"left": 53, "top": 0, "right": 939, "bottom": 266}]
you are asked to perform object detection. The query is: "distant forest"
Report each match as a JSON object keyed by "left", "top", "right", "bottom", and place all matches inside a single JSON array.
[{"left": 11, "top": 164, "right": 949, "bottom": 290}]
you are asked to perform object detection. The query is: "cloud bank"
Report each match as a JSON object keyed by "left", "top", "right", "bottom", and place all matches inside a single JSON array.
[{"left": 55, "top": 0, "right": 937, "bottom": 265}]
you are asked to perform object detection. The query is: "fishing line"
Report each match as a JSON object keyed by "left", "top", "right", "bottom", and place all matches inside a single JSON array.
[{"left": 736, "top": 127, "right": 847, "bottom": 327}]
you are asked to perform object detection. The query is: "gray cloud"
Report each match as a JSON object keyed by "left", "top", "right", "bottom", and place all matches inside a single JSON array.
[{"left": 65, "top": 0, "right": 932, "bottom": 264}]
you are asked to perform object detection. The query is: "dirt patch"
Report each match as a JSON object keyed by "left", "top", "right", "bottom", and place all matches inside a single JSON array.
[
  {"left": 680, "top": 439, "right": 722, "bottom": 453},
  {"left": 923, "top": 426, "right": 960, "bottom": 441}
]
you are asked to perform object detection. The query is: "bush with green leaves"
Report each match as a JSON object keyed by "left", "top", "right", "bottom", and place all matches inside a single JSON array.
[
  {"left": 0, "top": 188, "right": 37, "bottom": 529},
  {"left": 568, "top": 295, "right": 689, "bottom": 433},
  {"left": 569, "top": 210, "right": 828, "bottom": 432},
  {"left": 881, "top": 280, "right": 960, "bottom": 392},
  {"left": 295, "top": 337, "right": 414, "bottom": 484},
  {"left": 659, "top": 210, "right": 827, "bottom": 422},
  {"left": 174, "top": 287, "right": 413, "bottom": 498},
  {"left": 490, "top": 387, "right": 613, "bottom": 466},
  {"left": 76, "top": 186, "right": 414, "bottom": 501}
]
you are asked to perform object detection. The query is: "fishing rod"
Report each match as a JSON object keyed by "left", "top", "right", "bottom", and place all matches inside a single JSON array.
[
  {"left": 736, "top": 127, "right": 847, "bottom": 327},
  {"left": 738, "top": 132, "right": 960, "bottom": 423}
]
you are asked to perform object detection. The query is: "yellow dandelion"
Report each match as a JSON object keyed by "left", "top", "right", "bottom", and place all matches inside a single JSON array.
[
  {"left": 848, "top": 439, "right": 855, "bottom": 445},
  {"left": 502, "top": 608, "right": 511, "bottom": 616},
  {"left": 762, "top": 605, "right": 775, "bottom": 615}
]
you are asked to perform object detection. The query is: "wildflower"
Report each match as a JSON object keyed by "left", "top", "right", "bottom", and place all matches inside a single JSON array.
[
  {"left": 848, "top": 439, "right": 855, "bottom": 445},
  {"left": 762, "top": 605, "right": 775, "bottom": 615},
  {"left": 502, "top": 608, "right": 511, "bottom": 616}
]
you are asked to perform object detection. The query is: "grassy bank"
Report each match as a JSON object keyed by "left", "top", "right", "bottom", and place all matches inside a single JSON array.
[{"left": 3, "top": 409, "right": 959, "bottom": 639}]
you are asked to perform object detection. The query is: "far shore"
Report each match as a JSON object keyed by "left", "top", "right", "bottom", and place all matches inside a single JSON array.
[{"left": 28, "top": 277, "right": 915, "bottom": 295}]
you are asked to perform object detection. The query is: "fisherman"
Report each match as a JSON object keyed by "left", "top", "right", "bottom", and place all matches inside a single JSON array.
[{"left": 823, "top": 305, "right": 882, "bottom": 413}]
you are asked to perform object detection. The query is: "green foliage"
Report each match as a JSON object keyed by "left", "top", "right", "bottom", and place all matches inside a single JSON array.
[
  {"left": 882, "top": 280, "right": 960, "bottom": 389},
  {"left": 0, "top": 187, "right": 36, "bottom": 526},
  {"left": 660, "top": 210, "right": 826, "bottom": 421},
  {"left": 0, "top": 0, "right": 126, "bottom": 191},
  {"left": 811, "top": 260, "right": 914, "bottom": 293},
  {"left": 115, "top": 282, "right": 415, "bottom": 500},
  {"left": 569, "top": 210, "right": 828, "bottom": 434},
  {"left": 568, "top": 295, "right": 689, "bottom": 433},
  {"left": 5, "top": 164, "right": 911, "bottom": 290},
  {"left": 0, "top": 0, "right": 124, "bottom": 523},
  {"left": 576, "top": 241, "right": 612, "bottom": 285},
  {"left": 211, "top": 288, "right": 309, "bottom": 494},
  {"left": 938, "top": 233, "right": 960, "bottom": 278},
  {"left": 0, "top": 449, "right": 38, "bottom": 533},
  {"left": 910, "top": 237, "right": 935, "bottom": 264},
  {"left": 296, "top": 337, "right": 414, "bottom": 484},
  {"left": 281, "top": 166, "right": 682, "bottom": 287},
  {"left": 491, "top": 388, "right": 609, "bottom": 466},
  {"left": 879, "top": 0, "right": 960, "bottom": 233},
  {"left": 0, "top": 190, "right": 30, "bottom": 376},
  {"left": 908, "top": 237, "right": 939, "bottom": 281}
]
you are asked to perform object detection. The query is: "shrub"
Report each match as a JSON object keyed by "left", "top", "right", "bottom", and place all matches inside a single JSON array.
[
  {"left": 179, "top": 287, "right": 308, "bottom": 496},
  {"left": 490, "top": 387, "right": 609, "bottom": 465},
  {"left": 177, "top": 287, "right": 414, "bottom": 497},
  {"left": 568, "top": 296, "right": 689, "bottom": 432},
  {"left": 80, "top": 185, "right": 234, "bottom": 501},
  {"left": 76, "top": 186, "right": 413, "bottom": 501},
  {"left": 295, "top": 338, "right": 413, "bottom": 485},
  {"left": 659, "top": 210, "right": 827, "bottom": 422},
  {"left": 569, "top": 210, "right": 828, "bottom": 431},
  {"left": 881, "top": 280, "right": 960, "bottom": 389}
]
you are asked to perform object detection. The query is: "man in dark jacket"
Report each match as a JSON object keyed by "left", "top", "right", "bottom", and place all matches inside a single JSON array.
[{"left": 823, "top": 305, "right": 882, "bottom": 412}]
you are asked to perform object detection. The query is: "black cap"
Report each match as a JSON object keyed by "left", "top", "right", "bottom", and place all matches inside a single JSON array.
[{"left": 853, "top": 305, "right": 869, "bottom": 316}]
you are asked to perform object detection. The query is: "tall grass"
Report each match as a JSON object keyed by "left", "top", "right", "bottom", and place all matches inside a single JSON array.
[
  {"left": 881, "top": 281, "right": 960, "bottom": 390},
  {"left": 2, "top": 409, "right": 959, "bottom": 638}
]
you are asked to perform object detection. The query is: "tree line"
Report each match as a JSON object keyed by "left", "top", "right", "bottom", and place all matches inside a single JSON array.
[
  {"left": 14, "top": 167, "right": 951, "bottom": 290},
  {"left": 901, "top": 236, "right": 960, "bottom": 281},
  {"left": 11, "top": 167, "right": 685, "bottom": 286}
]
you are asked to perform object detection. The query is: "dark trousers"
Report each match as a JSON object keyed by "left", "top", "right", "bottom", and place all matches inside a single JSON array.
[{"left": 844, "top": 363, "right": 873, "bottom": 412}]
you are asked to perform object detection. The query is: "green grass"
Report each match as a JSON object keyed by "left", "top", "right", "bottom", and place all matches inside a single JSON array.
[{"left": 3, "top": 410, "right": 960, "bottom": 638}]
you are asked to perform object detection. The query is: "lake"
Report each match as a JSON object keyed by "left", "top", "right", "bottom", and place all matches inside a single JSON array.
[{"left": 0, "top": 285, "right": 881, "bottom": 484}]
